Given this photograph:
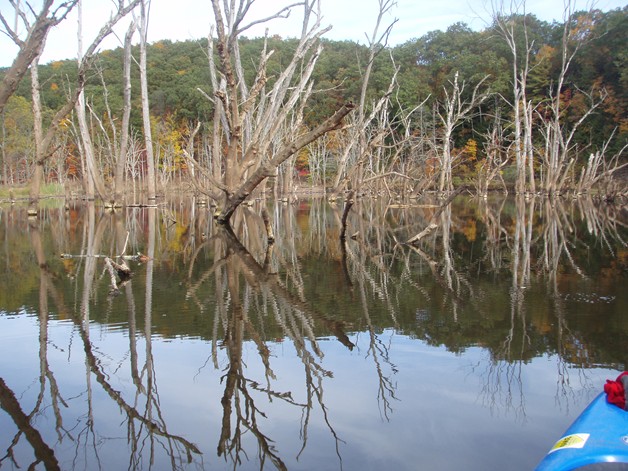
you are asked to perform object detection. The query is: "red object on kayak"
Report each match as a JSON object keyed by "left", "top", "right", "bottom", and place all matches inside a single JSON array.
[{"left": 604, "top": 371, "right": 628, "bottom": 410}]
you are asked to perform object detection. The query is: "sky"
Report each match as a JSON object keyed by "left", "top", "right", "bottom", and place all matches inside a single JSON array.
[{"left": 0, "top": 0, "right": 625, "bottom": 67}]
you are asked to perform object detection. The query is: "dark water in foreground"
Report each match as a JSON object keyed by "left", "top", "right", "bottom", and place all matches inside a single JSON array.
[{"left": 0, "top": 195, "right": 626, "bottom": 470}]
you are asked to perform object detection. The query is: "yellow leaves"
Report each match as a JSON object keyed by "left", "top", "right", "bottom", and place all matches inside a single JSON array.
[
  {"left": 177, "top": 69, "right": 187, "bottom": 76},
  {"left": 155, "top": 116, "right": 188, "bottom": 173},
  {"left": 462, "top": 138, "right": 477, "bottom": 162},
  {"left": 167, "top": 223, "right": 189, "bottom": 253},
  {"left": 295, "top": 147, "right": 310, "bottom": 177},
  {"left": 461, "top": 218, "right": 476, "bottom": 242},
  {"left": 62, "top": 258, "right": 76, "bottom": 276},
  {"left": 50, "top": 82, "right": 59, "bottom": 91}
]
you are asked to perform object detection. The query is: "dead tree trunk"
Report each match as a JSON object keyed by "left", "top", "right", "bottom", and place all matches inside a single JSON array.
[
  {"left": 436, "top": 72, "right": 489, "bottom": 193},
  {"left": 217, "top": 103, "right": 354, "bottom": 223},
  {"left": 198, "top": 0, "right": 354, "bottom": 224},
  {"left": 75, "top": 0, "right": 106, "bottom": 201},
  {"left": 26, "top": 0, "right": 140, "bottom": 213},
  {"left": 28, "top": 52, "right": 44, "bottom": 217},
  {"left": 493, "top": 4, "right": 536, "bottom": 194},
  {"left": 137, "top": 0, "right": 156, "bottom": 201},
  {"left": 0, "top": 1, "right": 78, "bottom": 114},
  {"left": 113, "top": 21, "right": 136, "bottom": 206}
]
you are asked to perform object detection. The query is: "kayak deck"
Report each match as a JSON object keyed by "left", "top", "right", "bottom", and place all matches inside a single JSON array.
[{"left": 536, "top": 393, "right": 628, "bottom": 470}]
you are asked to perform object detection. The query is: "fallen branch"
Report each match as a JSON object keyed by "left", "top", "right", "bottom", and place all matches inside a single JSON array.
[
  {"left": 103, "top": 257, "right": 132, "bottom": 294},
  {"left": 217, "top": 102, "right": 355, "bottom": 223},
  {"left": 104, "top": 257, "right": 131, "bottom": 279}
]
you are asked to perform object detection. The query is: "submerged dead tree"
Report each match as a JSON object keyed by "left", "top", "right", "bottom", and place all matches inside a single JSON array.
[
  {"left": 192, "top": 0, "right": 353, "bottom": 224},
  {"left": 26, "top": 0, "right": 140, "bottom": 213},
  {"left": 75, "top": 0, "right": 107, "bottom": 201},
  {"left": 112, "top": 21, "right": 137, "bottom": 206},
  {"left": 330, "top": 0, "right": 398, "bottom": 196},
  {"left": 539, "top": 2, "right": 606, "bottom": 196},
  {"left": 492, "top": 2, "right": 536, "bottom": 194},
  {"left": 137, "top": 0, "right": 156, "bottom": 201},
  {"left": 436, "top": 72, "right": 489, "bottom": 193}
]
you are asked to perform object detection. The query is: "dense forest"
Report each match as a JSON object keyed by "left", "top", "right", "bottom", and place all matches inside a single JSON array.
[{"left": 0, "top": 2, "right": 626, "bottom": 211}]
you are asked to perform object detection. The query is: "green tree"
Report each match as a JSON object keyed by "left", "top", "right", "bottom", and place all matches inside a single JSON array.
[{"left": 1, "top": 95, "right": 34, "bottom": 183}]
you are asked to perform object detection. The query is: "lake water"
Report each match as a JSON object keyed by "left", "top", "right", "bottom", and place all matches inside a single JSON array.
[{"left": 0, "top": 195, "right": 626, "bottom": 470}]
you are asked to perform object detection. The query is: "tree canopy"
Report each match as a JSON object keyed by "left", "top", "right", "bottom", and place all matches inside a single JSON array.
[{"left": 1, "top": 6, "right": 625, "bottom": 190}]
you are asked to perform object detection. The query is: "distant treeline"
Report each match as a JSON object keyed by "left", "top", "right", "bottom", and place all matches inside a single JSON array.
[{"left": 2, "top": 6, "right": 626, "bottom": 182}]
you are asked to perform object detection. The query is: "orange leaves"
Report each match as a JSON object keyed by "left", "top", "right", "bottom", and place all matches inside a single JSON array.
[
  {"left": 461, "top": 218, "right": 477, "bottom": 242},
  {"left": 568, "top": 13, "right": 595, "bottom": 43},
  {"left": 295, "top": 147, "right": 310, "bottom": 178}
]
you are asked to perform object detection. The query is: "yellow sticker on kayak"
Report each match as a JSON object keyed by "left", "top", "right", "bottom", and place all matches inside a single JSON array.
[{"left": 549, "top": 433, "right": 590, "bottom": 453}]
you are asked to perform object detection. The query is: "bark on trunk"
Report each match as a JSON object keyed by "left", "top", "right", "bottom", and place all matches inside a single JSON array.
[
  {"left": 113, "top": 21, "right": 136, "bottom": 206},
  {"left": 138, "top": 0, "right": 156, "bottom": 201},
  {"left": 217, "top": 102, "right": 354, "bottom": 223}
]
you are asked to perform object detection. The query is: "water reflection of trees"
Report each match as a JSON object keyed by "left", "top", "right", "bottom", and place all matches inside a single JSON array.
[
  {"left": 311, "top": 194, "right": 622, "bottom": 418},
  {"left": 338, "top": 194, "right": 625, "bottom": 418},
  {"left": 212, "top": 219, "right": 352, "bottom": 469},
  {"left": 474, "top": 195, "right": 625, "bottom": 417},
  {"left": 1, "top": 208, "right": 201, "bottom": 470},
  {"left": 0, "top": 193, "right": 625, "bottom": 468}
]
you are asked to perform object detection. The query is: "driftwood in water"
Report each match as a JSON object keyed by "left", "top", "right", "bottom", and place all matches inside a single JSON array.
[
  {"left": 104, "top": 257, "right": 132, "bottom": 294},
  {"left": 105, "top": 257, "right": 131, "bottom": 279},
  {"left": 61, "top": 230, "right": 142, "bottom": 293}
]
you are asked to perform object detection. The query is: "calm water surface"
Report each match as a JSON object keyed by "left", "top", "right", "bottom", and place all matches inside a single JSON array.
[{"left": 0, "top": 196, "right": 626, "bottom": 470}]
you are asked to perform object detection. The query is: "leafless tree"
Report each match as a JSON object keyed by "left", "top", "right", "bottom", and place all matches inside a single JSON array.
[
  {"left": 112, "top": 21, "right": 136, "bottom": 206},
  {"left": 188, "top": 0, "right": 353, "bottom": 225},
  {"left": 436, "top": 72, "right": 489, "bottom": 193},
  {"left": 575, "top": 134, "right": 627, "bottom": 198},
  {"left": 26, "top": 0, "right": 140, "bottom": 213},
  {"left": 492, "top": 0, "right": 536, "bottom": 194},
  {"left": 75, "top": 0, "right": 107, "bottom": 201},
  {"left": 330, "top": 0, "right": 397, "bottom": 196},
  {"left": 0, "top": 0, "right": 78, "bottom": 114},
  {"left": 137, "top": 0, "right": 156, "bottom": 201},
  {"left": 538, "top": 1, "right": 606, "bottom": 196},
  {"left": 475, "top": 109, "right": 509, "bottom": 196}
]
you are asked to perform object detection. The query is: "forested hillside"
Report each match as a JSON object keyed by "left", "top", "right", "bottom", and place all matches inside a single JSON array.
[{"left": 1, "top": 4, "right": 626, "bottom": 202}]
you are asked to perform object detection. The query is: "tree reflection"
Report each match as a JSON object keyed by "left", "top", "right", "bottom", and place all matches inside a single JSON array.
[
  {"left": 333, "top": 197, "right": 399, "bottom": 420},
  {"left": 477, "top": 194, "right": 626, "bottom": 419},
  {"left": 2, "top": 207, "right": 202, "bottom": 470},
  {"left": 0, "top": 192, "right": 624, "bottom": 469},
  {"left": 0, "top": 221, "right": 63, "bottom": 470},
  {"left": 0, "top": 377, "right": 60, "bottom": 470},
  {"left": 210, "top": 216, "right": 353, "bottom": 468}
]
